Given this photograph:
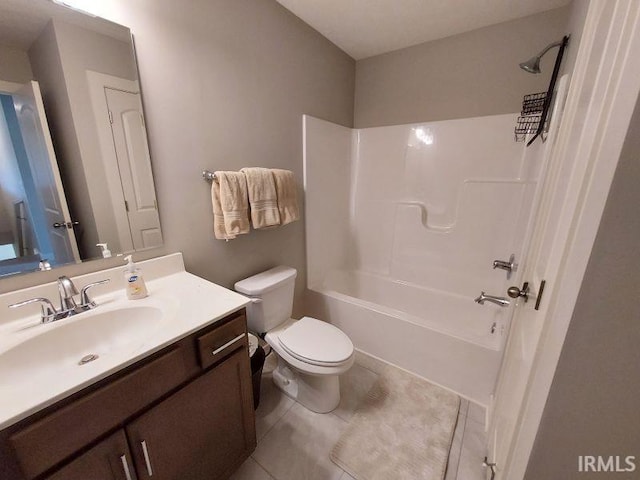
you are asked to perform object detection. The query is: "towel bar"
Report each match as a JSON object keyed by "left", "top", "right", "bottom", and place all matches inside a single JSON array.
[{"left": 202, "top": 170, "right": 216, "bottom": 182}]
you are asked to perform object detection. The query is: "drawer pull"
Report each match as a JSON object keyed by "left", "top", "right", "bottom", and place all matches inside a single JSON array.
[
  {"left": 120, "top": 454, "right": 133, "bottom": 480},
  {"left": 141, "top": 440, "right": 153, "bottom": 476},
  {"left": 212, "top": 334, "right": 245, "bottom": 356}
]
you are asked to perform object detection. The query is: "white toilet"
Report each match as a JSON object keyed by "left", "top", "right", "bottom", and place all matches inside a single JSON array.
[{"left": 235, "top": 266, "right": 354, "bottom": 413}]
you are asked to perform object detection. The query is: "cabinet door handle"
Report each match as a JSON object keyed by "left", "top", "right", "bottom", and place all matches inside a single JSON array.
[
  {"left": 212, "top": 334, "right": 245, "bottom": 356},
  {"left": 141, "top": 440, "right": 154, "bottom": 476},
  {"left": 120, "top": 454, "right": 133, "bottom": 480}
]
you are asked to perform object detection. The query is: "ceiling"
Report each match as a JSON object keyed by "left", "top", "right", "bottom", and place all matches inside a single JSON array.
[
  {"left": 0, "top": 0, "right": 128, "bottom": 50},
  {"left": 276, "top": 0, "right": 571, "bottom": 60}
]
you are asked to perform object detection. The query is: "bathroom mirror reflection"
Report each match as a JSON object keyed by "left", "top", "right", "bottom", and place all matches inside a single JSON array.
[{"left": 0, "top": 0, "right": 162, "bottom": 277}]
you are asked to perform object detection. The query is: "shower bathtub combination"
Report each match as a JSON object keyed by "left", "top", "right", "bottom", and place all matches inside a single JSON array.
[{"left": 303, "top": 113, "right": 547, "bottom": 405}]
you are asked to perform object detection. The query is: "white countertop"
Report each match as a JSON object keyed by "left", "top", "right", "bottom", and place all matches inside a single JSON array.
[{"left": 0, "top": 253, "right": 250, "bottom": 430}]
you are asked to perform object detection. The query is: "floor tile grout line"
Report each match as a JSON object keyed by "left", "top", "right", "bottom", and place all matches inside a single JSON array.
[
  {"left": 256, "top": 397, "right": 296, "bottom": 444},
  {"left": 252, "top": 399, "right": 350, "bottom": 480},
  {"left": 249, "top": 454, "right": 278, "bottom": 480},
  {"left": 329, "top": 410, "right": 349, "bottom": 426}
]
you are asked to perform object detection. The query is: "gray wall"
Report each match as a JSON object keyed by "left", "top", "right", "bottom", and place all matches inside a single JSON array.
[
  {"left": 524, "top": 91, "right": 640, "bottom": 480},
  {"left": 354, "top": 6, "right": 570, "bottom": 127},
  {"left": 29, "top": 21, "right": 98, "bottom": 261},
  {"left": 0, "top": 0, "right": 355, "bottom": 314},
  {"left": 0, "top": 45, "right": 33, "bottom": 84}
]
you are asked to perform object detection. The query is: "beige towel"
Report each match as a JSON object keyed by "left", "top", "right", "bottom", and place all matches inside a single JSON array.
[
  {"left": 271, "top": 169, "right": 299, "bottom": 225},
  {"left": 240, "top": 167, "right": 281, "bottom": 229},
  {"left": 216, "top": 171, "right": 250, "bottom": 237},
  {"left": 211, "top": 180, "right": 235, "bottom": 240}
]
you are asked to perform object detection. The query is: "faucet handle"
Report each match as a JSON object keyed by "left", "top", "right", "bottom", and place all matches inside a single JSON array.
[
  {"left": 9, "top": 297, "right": 58, "bottom": 323},
  {"left": 80, "top": 279, "right": 111, "bottom": 308},
  {"left": 492, "top": 254, "right": 516, "bottom": 279}
]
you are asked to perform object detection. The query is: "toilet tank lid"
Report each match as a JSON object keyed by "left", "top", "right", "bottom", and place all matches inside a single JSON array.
[{"left": 234, "top": 266, "right": 297, "bottom": 295}]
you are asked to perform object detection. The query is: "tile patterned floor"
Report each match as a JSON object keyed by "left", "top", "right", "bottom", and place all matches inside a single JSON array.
[{"left": 231, "top": 353, "right": 488, "bottom": 480}]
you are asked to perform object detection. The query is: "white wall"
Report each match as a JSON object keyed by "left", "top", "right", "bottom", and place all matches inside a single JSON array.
[
  {"left": 305, "top": 114, "right": 542, "bottom": 299},
  {"left": 303, "top": 116, "right": 353, "bottom": 290}
]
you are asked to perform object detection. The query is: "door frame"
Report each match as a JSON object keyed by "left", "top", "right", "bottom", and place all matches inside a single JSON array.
[
  {"left": 86, "top": 70, "right": 140, "bottom": 253},
  {"left": 499, "top": 1, "right": 640, "bottom": 478}
]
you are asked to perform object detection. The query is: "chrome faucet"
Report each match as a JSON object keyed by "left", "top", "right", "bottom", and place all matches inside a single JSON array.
[
  {"left": 474, "top": 292, "right": 510, "bottom": 307},
  {"left": 9, "top": 277, "right": 110, "bottom": 323},
  {"left": 58, "top": 276, "right": 80, "bottom": 312}
]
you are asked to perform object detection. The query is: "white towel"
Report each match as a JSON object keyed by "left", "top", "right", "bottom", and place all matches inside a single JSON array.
[
  {"left": 211, "top": 180, "right": 234, "bottom": 240},
  {"left": 271, "top": 169, "right": 299, "bottom": 226},
  {"left": 241, "top": 167, "right": 281, "bottom": 229},
  {"left": 215, "top": 171, "right": 250, "bottom": 238}
]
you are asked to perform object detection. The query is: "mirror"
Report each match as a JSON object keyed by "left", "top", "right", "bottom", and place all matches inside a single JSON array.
[{"left": 0, "top": 0, "right": 162, "bottom": 277}]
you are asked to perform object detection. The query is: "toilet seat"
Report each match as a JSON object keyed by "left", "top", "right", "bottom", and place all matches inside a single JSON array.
[{"left": 278, "top": 317, "right": 353, "bottom": 367}]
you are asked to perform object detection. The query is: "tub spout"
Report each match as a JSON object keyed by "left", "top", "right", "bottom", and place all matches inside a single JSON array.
[{"left": 475, "top": 292, "right": 510, "bottom": 307}]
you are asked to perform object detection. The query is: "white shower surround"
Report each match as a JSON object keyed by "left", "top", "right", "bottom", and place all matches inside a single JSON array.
[{"left": 303, "top": 114, "right": 542, "bottom": 404}]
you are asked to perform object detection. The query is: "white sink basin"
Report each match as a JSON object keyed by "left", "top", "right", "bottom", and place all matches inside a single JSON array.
[{"left": 0, "top": 306, "right": 164, "bottom": 384}]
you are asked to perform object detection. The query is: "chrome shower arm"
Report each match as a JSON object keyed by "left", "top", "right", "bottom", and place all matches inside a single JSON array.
[{"left": 535, "top": 40, "right": 563, "bottom": 59}]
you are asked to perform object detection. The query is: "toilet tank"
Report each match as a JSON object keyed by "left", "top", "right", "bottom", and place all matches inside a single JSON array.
[{"left": 234, "top": 266, "right": 297, "bottom": 334}]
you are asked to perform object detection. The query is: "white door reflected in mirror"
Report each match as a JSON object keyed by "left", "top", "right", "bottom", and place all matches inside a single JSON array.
[{"left": 0, "top": 81, "right": 81, "bottom": 276}]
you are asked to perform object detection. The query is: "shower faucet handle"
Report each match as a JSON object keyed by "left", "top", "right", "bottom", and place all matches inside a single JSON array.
[{"left": 492, "top": 254, "right": 516, "bottom": 279}]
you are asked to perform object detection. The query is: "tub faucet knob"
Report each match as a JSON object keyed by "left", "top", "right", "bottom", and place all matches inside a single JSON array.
[{"left": 492, "top": 254, "right": 516, "bottom": 279}]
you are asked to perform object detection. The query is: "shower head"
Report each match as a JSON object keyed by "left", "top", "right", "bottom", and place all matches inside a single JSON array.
[
  {"left": 519, "top": 39, "right": 564, "bottom": 74},
  {"left": 519, "top": 56, "right": 542, "bottom": 74}
]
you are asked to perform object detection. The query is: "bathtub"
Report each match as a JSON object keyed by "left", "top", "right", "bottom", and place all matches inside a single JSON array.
[{"left": 306, "top": 269, "right": 504, "bottom": 405}]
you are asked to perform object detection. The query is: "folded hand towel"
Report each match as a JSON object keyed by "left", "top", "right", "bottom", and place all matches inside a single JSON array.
[
  {"left": 241, "top": 167, "right": 281, "bottom": 229},
  {"left": 216, "top": 171, "right": 250, "bottom": 237},
  {"left": 271, "top": 169, "right": 299, "bottom": 225},
  {"left": 211, "top": 180, "right": 235, "bottom": 240}
]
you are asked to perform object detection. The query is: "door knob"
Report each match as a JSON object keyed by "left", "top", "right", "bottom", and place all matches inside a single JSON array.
[
  {"left": 52, "top": 221, "right": 80, "bottom": 229},
  {"left": 507, "top": 282, "right": 529, "bottom": 302}
]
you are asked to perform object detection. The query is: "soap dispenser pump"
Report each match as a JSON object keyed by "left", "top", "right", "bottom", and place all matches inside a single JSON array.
[
  {"left": 123, "top": 255, "right": 148, "bottom": 299},
  {"left": 96, "top": 243, "right": 111, "bottom": 258}
]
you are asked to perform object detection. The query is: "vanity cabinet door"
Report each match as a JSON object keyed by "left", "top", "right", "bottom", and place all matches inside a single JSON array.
[
  {"left": 126, "top": 347, "right": 256, "bottom": 480},
  {"left": 46, "top": 430, "right": 137, "bottom": 480}
]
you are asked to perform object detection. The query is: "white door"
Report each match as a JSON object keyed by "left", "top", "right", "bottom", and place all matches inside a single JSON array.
[
  {"left": 105, "top": 88, "right": 162, "bottom": 250},
  {"left": 488, "top": 74, "right": 570, "bottom": 478},
  {"left": 12, "top": 81, "right": 80, "bottom": 265},
  {"left": 488, "top": 1, "right": 640, "bottom": 477}
]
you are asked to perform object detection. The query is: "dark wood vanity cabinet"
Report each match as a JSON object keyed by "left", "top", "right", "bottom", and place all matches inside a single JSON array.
[
  {"left": 126, "top": 348, "right": 253, "bottom": 480},
  {"left": 46, "top": 431, "right": 136, "bottom": 480},
  {"left": 0, "top": 308, "right": 256, "bottom": 480}
]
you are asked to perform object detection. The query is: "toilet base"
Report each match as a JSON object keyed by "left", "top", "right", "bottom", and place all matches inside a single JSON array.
[{"left": 272, "top": 355, "right": 340, "bottom": 413}]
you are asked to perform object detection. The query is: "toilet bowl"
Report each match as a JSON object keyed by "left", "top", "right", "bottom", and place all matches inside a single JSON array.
[{"left": 235, "top": 266, "right": 354, "bottom": 413}]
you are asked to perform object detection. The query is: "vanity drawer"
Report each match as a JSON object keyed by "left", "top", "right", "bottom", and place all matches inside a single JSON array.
[
  {"left": 10, "top": 346, "right": 192, "bottom": 480},
  {"left": 197, "top": 313, "right": 247, "bottom": 369}
]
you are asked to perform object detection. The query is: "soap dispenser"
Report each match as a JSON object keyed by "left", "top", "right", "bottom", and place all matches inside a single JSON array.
[
  {"left": 123, "top": 255, "right": 148, "bottom": 299},
  {"left": 97, "top": 243, "right": 112, "bottom": 258}
]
